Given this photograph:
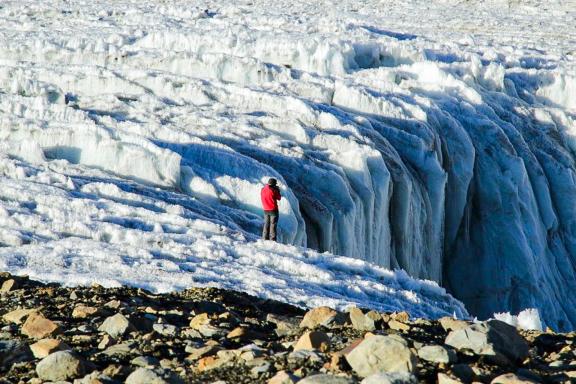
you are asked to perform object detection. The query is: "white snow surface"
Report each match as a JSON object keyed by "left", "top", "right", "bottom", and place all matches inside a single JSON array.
[
  {"left": 494, "top": 308, "right": 543, "bottom": 331},
  {"left": 0, "top": 0, "right": 575, "bottom": 328}
]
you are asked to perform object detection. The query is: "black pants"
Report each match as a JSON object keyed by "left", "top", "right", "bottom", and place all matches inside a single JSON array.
[{"left": 262, "top": 211, "right": 279, "bottom": 241}]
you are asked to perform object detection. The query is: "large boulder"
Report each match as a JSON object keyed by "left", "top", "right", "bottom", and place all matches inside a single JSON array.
[
  {"left": 21, "top": 312, "right": 60, "bottom": 339},
  {"left": 345, "top": 335, "right": 418, "bottom": 377},
  {"left": 36, "top": 350, "right": 85, "bottom": 381},
  {"left": 445, "top": 320, "right": 529, "bottom": 365}
]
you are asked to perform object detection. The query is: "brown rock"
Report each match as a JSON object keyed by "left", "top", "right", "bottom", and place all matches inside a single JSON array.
[
  {"left": 103, "top": 364, "right": 130, "bottom": 378},
  {"left": 21, "top": 312, "right": 60, "bottom": 339},
  {"left": 197, "top": 356, "right": 218, "bottom": 372},
  {"left": 366, "top": 311, "right": 382, "bottom": 325},
  {"left": 186, "top": 345, "right": 221, "bottom": 361},
  {"left": 72, "top": 304, "right": 100, "bottom": 319},
  {"left": 30, "top": 338, "right": 70, "bottom": 358},
  {"left": 268, "top": 370, "right": 298, "bottom": 384},
  {"left": 2, "top": 308, "right": 37, "bottom": 324},
  {"left": 439, "top": 317, "right": 469, "bottom": 332},
  {"left": 190, "top": 313, "right": 210, "bottom": 329},
  {"left": 226, "top": 326, "right": 248, "bottom": 339},
  {"left": 300, "top": 307, "right": 340, "bottom": 329},
  {"left": 293, "top": 330, "right": 330, "bottom": 352},
  {"left": 349, "top": 307, "right": 376, "bottom": 331},
  {"left": 388, "top": 319, "right": 411, "bottom": 332},
  {"left": 98, "top": 334, "right": 114, "bottom": 350},
  {"left": 0, "top": 279, "right": 18, "bottom": 292},
  {"left": 391, "top": 311, "right": 410, "bottom": 323}
]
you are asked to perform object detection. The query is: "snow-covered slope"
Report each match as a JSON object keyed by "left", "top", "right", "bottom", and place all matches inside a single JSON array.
[{"left": 0, "top": 0, "right": 575, "bottom": 329}]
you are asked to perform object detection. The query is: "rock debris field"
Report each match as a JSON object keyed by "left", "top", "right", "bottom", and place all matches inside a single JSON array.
[{"left": 0, "top": 273, "right": 574, "bottom": 383}]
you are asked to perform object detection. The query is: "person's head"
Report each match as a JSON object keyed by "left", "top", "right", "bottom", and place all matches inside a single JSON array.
[{"left": 268, "top": 178, "right": 277, "bottom": 186}]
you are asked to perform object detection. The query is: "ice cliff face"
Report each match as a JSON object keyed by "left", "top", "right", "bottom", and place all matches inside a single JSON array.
[{"left": 1, "top": 0, "right": 575, "bottom": 330}]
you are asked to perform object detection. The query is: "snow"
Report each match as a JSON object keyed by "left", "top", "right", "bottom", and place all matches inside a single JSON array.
[
  {"left": 1, "top": 0, "right": 576, "bottom": 329},
  {"left": 494, "top": 308, "right": 543, "bottom": 332}
]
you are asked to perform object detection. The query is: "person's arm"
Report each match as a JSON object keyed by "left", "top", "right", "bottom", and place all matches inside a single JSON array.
[{"left": 274, "top": 186, "right": 282, "bottom": 201}]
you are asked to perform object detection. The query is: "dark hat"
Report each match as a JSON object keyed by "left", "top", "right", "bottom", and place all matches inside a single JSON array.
[{"left": 268, "top": 178, "right": 277, "bottom": 186}]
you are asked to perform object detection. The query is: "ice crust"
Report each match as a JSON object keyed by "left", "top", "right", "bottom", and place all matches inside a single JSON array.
[{"left": 1, "top": 0, "right": 576, "bottom": 329}]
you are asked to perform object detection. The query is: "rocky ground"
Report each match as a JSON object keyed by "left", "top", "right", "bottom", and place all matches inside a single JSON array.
[{"left": 0, "top": 273, "right": 575, "bottom": 383}]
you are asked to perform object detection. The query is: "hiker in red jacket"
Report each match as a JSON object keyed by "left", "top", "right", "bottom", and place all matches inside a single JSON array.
[{"left": 261, "top": 178, "right": 282, "bottom": 241}]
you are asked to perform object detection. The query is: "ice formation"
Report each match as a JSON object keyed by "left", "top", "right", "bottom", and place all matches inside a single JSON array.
[{"left": 0, "top": 0, "right": 575, "bottom": 329}]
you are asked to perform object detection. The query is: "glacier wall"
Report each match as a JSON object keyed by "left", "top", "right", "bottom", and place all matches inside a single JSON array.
[{"left": 1, "top": 0, "right": 576, "bottom": 330}]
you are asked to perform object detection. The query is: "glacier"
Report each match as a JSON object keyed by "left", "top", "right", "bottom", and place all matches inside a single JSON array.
[{"left": 0, "top": 0, "right": 576, "bottom": 330}]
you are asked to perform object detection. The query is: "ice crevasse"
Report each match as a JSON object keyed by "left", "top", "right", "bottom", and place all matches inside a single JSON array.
[{"left": 0, "top": 1, "right": 576, "bottom": 330}]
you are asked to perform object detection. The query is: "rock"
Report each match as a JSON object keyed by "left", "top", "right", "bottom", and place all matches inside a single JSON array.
[
  {"left": 349, "top": 307, "right": 376, "bottom": 332},
  {"left": 268, "top": 370, "right": 299, "bottom": 384},
  {"left": 131, "top": 355, "right": 160, "bottom": 368},
  {"left": 490, "top": 373, "right": 539, "bottom": 383},
  {"left": 288, "top": 349, "right": 323, "bottom": 363},
  {"left": 30, "top": 338, "right": 70, "bottom": 358},
  {"left": 293, "top": 330, "right": 330, "bottom": 352},
  {"left": 105, "top": 300, "right": 122, "bottom": 309},
  {"left": 391, "top": 312, "right": 410, "bottom": 323},
  {"left": 125, "top": 368, "right": 168, "bottom": 384},
  {"left": 197, "top": 352, "right": 234, "bottom": 372},
  {"left": 451, "top": 364, "right": 475, "bottom": 382},
  {"left": 250, "top": 360, "right": 272, "bottom": 376},
  {"left": 186, "top": 345, "right": 220, "bottom": 361},
  {"left": 2, "top": 308, "right": 37, "bottom": 324},
  {"left": 72, "top": 304, "right": 101, "bottom": 319},
  {"left": 238, "top": 344, "right": 266, "bottom": 361},
  {"left": 438, "top": 317, "right": 469, "bottom": 332},
  {"left": 36, "top": 351, "right": 85, "bottom": 381},
  {"left": 388, "top": 319, "right": 410, "bottom": 332},
  {"left": 181, "top": 328, "right": 202, "bottom": 339},
  {"left": 101, "top": 342, "right": 137, "bottom": 357},
  {"left": 417, "top": 345, "right": 456, "bottom": 364},
  {"left": 300, "top": 307, "right": 343, "bottom": 329},
  {"left": 298, "top": 374, "right": 355, "bottom": 383},
  {"left": 0, "top": 339, "right": 33, "bottom": 369},
  {"left": 0, "top": 279, "right": 17, "bottom": 292},
  {"left": 226, "top": 326, "right": 249, "bottom": 339},
  {"left": 153, "top": 323, "right": 177, "bottom": 337},
  {"left": 189, "top": 313, "right": 225, "bottom": 337},
  {"left": 361, "top": 372, "right": 418, "bottom": 384},
  {"left": 267, "top": 313, "right": 299, "bottom": 336},
  {"left": 74, "top": 371, "right": 109, "bottom": 384},
  {"left": 190, "top": 313, "right": 210, "bottom": 329},
  {"left": 98, "top": 334, "right": 114, "bottom": 350},
  {"left": 198, "top": 324, "right": 227, "bottom": 338},
  {"left": 437, "top": 372, "right": 463, "bottom": 384},
  {"left": 98, "top": 313, "right": 134, "bottom": 338},
  {"left": 445, "top": 320, "right": 529, "bottom": 364},
  {"left": 345, "top": 335, "right": 418, "bottom": 377},
  {"left": 21, "top": 312, "right": 60, "bottom": 339}
]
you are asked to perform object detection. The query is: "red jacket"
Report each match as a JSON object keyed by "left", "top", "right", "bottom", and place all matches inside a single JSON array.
[{"left": 261, "top": 185, "right": 281, "bottom": 211}]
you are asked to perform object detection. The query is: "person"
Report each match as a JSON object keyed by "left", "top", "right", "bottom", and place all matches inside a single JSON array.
[{"left": 261, "top": 178, "right": 282, "bottom": 241}]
